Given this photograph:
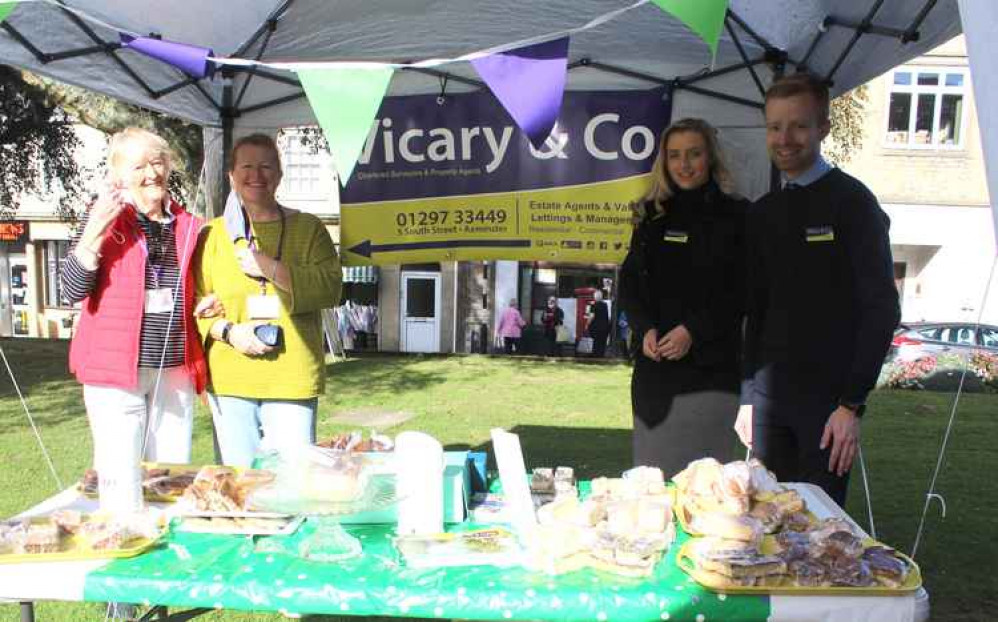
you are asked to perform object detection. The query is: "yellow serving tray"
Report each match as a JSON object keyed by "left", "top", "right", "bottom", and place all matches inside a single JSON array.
[
  {"left": 0, "top": 517, "right": 164, "bottom": 564},
  {"left": 675, "top": 538, "right": 923, "bottom": 596}
]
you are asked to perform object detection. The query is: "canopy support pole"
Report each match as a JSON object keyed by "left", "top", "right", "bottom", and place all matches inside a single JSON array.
[
  {"left": 724, "top": 16, "right": 766, "bottom": 98},
  {"left": 680, "top": 58, "right": 769, "bottom": 86},
  {"left": 675, "top": 83, "right": 763, "bottom": 110},
  {"left": 54, "top": 4, "right": 158, "bottom": 97},
  {"left": 221, "top": 68, "right": 235, "bottom": 204}
]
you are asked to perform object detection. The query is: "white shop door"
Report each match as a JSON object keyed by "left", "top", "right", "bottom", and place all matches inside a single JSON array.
[{"left": 400, "top": 272, "right": 440, "bottom": 353}]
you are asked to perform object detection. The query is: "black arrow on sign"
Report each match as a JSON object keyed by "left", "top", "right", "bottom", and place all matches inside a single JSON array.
[{"left": 349, "top": 239, "right": 531, "bottom": 258}]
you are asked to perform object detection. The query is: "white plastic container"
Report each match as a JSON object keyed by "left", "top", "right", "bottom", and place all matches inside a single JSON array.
[{"left": 395, "top": 431, "right": 444, "bottom": 535}]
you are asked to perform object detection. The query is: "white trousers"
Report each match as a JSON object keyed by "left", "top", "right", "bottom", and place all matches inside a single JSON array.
[{"left": 84, "top": 367, "right": 195, "bottom": 468}]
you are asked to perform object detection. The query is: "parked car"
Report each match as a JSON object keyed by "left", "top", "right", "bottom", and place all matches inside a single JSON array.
[{"left": 888, "top": 322, "right": 998, "bottom": 362}]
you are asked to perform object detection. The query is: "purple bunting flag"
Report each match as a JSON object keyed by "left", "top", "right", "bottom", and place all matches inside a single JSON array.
[
  {"left": 471, "top": 37, "right": 570, "bottom": 149},
  {"left": 120, "top": 34, "right": 213, "bottom": 79}
]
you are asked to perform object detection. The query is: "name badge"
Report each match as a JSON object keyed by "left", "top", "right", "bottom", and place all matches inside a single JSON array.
[
  {"left": 246, "top": 294, "right": 281, "bottom": 320},
  {"left": 144, "top": 288, "right": 174, "bottom": 314},
  {"left": 663, "top": 230, "right": 689, "bottom": 244},
  {"left": 805, "top": 225, "right": 835, "bottom": 242}
]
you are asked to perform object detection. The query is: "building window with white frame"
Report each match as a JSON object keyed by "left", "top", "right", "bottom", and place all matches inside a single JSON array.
[
  {"left": 886, "top": 67, "right": 967, "bottom": 148},
  {"left": 276, "top": 129, "right": 338, "bottom": 215}
]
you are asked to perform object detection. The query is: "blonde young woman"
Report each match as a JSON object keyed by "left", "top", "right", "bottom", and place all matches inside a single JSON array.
[
  {"left": 63, "top": 127, "right": 210, "bottom": 496},
  {"left": 618, "top": 118, "right": 747, "bottom": 476}
]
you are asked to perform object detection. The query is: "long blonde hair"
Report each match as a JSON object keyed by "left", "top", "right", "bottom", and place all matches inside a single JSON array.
[{"left": 638, "top": 118, "right": 735, "bottom": 221}]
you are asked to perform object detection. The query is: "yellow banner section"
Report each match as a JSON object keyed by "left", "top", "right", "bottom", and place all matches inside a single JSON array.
[{"left": 342, "top": 174, "right": 650, "bottom": 265}]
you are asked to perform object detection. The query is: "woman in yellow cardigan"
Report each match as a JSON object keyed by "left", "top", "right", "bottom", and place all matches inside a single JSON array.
[{"left": 195, "top": 134, "right": 342, "bottom": 467}]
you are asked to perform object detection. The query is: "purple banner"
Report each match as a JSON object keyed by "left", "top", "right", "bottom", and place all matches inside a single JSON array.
[{"left": 340, "top": 88, "right": 671, "bottom": 204}]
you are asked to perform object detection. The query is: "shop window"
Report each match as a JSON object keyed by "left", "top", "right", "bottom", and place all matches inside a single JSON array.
[
  {"left": 886, "top": 68, "right": 966, "bottom": 148},
  {"left": 44, "top": 240, "right": 71, "bottom": 307}
]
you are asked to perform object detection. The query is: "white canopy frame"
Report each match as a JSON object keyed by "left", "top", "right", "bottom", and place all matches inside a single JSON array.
[{"left": 1, "top": 4, "right": 993, "bottom": 620}]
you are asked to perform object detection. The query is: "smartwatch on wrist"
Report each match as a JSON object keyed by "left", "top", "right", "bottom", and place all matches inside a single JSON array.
[
  {"left": 838, "top": 400, "right": 865, "bottom": 416},
  {"left": 219, "top": 321, "right": 234, "bottom": 344}
]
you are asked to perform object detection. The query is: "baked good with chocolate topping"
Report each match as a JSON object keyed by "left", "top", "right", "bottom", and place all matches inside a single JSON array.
[
  {"left": 694, "top": 550, "right": 787, "bottom": 580},
  {"left": 824, "top": 555, "right": 876, "bottom": 587},
  {"left": 789, "top": 558, "right": 829, "bottom": 587},
  {"left": 862, "top": 546, "right": 910, "bottom": 588},
  {"left": 773, "top": 531, "right": 811, "bottom": 563}
]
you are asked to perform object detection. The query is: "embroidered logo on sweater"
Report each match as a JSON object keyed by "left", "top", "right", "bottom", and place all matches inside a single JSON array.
[
  {"left": 663, "top": 230, "right": 689, "bottom": 243},
  {"left": 805, "top": 225, "right": 835, "bottom": 242}
]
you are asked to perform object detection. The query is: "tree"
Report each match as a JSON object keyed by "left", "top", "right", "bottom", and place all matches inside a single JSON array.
[
  {"left": 0, "top": 65, "right": 83, "bottom": 221},
  {"left": 826, "top": 84, "right": 869, "bottom": 166},
  {"left": 2, "top": 66, "right": 205, "bottom": 221}
]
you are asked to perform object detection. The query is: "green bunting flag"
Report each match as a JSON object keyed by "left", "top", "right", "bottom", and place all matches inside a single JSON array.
[
  {"left": 0, "top": 2, "right": 18, "bottom": 23},
  {"left": 651, "top": 0, "right": 729, "bottom": 56},
  {"left": 297, "top": 66, "right": 394, "bottom": 185}
]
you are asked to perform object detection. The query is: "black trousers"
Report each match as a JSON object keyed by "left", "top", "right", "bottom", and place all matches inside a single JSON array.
[
  {"left": 590, "top": 329, "right": 609, "bottom": 357},
  {"left": 750, "top": 366, "right": 850, "bottom": 507},
  {"left": 503, "top": 337, "right": 521, "bottom": 354},
  {"left": 543, "top": 327, "right": 557, "bottom": 356}
]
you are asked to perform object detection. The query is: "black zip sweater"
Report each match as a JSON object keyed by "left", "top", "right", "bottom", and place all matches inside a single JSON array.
[
  {"left": 742, "top": 168, "right": 901, "bottom": 409},
  {"left": 619, "top": 182, "right": 748, "bottom": 378}
]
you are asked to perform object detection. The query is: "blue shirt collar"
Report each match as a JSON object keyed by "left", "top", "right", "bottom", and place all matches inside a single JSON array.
[{"left": 782, "top": 155, "right": 832, "bottom": 188}]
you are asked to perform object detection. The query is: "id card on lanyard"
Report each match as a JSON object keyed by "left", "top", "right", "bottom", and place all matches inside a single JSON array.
[
  {"left": 138, "top": 219, "right": 174, "bottom": 314},
  {"left": 244, "top": 207, "right": 285, "bottom": 320}
]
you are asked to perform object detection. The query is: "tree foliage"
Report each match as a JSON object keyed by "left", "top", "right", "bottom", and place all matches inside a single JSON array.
[
  {"left": 0, "top": 65, "right": 83, "bottom": 221},
  {"left": 0, "top": 66, "right": 205, "bottom": 222},
  {"left": 826, "top": 84, "right": 869, "bottom": 166},
  {"left": 21, "top": 70, "right": 205, "bottom": 212}
]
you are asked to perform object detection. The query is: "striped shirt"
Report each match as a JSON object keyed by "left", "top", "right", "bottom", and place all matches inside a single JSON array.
[{"left": 61, "top": 209, "right": 187, "bottom": 368}]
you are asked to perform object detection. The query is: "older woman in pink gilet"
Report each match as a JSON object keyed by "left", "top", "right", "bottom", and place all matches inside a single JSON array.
[{"left": 495, "top": 298, "right": 527, "bottom": 355}]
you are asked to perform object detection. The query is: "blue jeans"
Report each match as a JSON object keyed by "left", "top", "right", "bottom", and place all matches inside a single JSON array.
[{"left": 208, "top": 394, "right": 318, "bottom": 467}]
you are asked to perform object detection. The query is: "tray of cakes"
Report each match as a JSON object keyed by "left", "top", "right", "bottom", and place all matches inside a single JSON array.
[
  {"left": 0, "top": 510, "right": 166, "bottom": 563},
  {"left": 675, "top": 518, "right": 921, "bottom": 594},
  {"left": 671, "top": 458, "right": 920, "bottom": 594},
  {"left": 79, "top": 464, "right": 200, "bottom": 503},
  {"left": 170, "top": 465, "right": 302, "bottom": 535}
]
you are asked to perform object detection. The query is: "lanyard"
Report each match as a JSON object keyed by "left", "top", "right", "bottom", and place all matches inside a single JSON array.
[
  {"left": 243, "top": 206, "right": 286, "bottom": 294},
  {"left": 136, "top": 217, "right": 168, "bottom": 289}
]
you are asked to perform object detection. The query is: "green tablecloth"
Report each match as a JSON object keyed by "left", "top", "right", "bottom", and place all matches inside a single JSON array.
[{"left": 84, "top": 520, "right": 768, "bottom": 621}]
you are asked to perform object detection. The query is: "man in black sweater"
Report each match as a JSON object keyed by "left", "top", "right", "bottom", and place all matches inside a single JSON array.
[{"left": 735, "top": 73, "right": 900, "bottom": 506}]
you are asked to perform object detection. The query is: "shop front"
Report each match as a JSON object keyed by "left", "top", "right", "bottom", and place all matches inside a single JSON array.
[{"left": 489, "top": 260, "right": 621, "bottom": 357}]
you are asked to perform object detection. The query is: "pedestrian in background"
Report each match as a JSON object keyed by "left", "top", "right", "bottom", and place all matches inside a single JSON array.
[
  {"left": 587, "top": 289, "right": 611, "bottom": 358},
  {"left": 541, "top": 296, "right": 565, "bottom": 356},
  {"left": 495, "top": 298, "right": 527, "bottom": 354}
]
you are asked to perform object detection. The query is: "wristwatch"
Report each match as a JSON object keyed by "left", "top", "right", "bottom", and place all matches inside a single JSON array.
[
  {"left": 838, "top": 400, "right": 866, "bottom": 417},
  {"left": 219, "top": 321, "right": 234, "bottom": 344}
]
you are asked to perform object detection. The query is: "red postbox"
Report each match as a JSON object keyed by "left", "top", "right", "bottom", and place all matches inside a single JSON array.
[{"left": 573, "top": 287, "right": 597, "bottom": 341}]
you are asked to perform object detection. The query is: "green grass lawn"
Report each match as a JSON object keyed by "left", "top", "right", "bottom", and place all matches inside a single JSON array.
[{"left": 0, "top": 338, "right": 995, "bottom": 621}]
